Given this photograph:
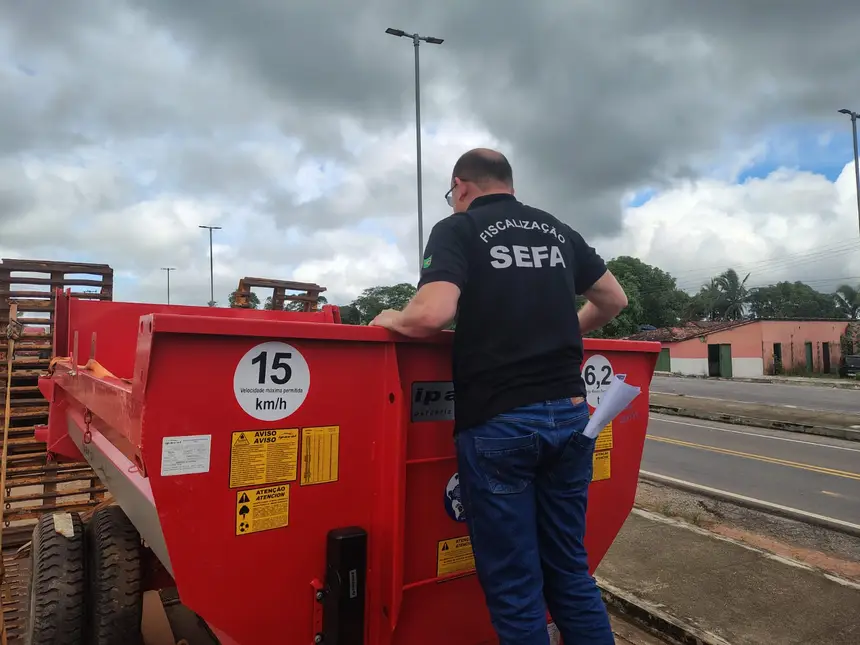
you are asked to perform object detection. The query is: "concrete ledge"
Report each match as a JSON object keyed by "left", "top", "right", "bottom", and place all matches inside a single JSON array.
[
  {"left": 598, "top": 579, "right": 732, "bottom": 645},
  {"left": 655, "top": 372, "right": 860, "bottom": 390},
  {"left": 639, "top": 470, "right": 860, "bottom": 539},
  {"left": 650, "top": 404, "right": 860, "bottom": 443}
]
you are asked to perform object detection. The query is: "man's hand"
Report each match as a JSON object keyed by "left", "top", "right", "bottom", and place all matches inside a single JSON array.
[
  {"left": 370, "top": 309, "right": 403, "bottom": 331},
  {"left": 368, "top": 282, "right": 460, "bottom": 338}
]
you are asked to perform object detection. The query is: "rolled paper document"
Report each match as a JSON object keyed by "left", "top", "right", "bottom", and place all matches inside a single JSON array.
[{"left": 583, "top": 375, "right": 641, "bottom": 439}]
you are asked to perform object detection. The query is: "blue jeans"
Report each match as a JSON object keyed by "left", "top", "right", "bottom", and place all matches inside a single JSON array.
[{"left": 455, "top": 398, "right": 614, "bottom": 645}]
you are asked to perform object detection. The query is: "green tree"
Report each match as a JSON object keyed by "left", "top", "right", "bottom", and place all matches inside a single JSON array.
[
  {"left": 749, "top": 282, "right": 842, "bottom": 319},
  {"left": 264, "top": 294, "right": 328, "bottom": 311},
  {"left": 713, "top": 269, "right": 750, "bottom": 320},
  {"left": 582, "top": 270, "right": 644, "bottom": 339},
  {"left": 687, "top": 269, "right": 750, "bottom": 321},
  {"left": 685, "top": 279, "right": 722, "bottom": 321},
  {"left": 607, "top": 256, "right": 689, "bottom": 328},
  {"left": 228, "top": 291, "right": 260, "bottom": 309},
  {"left": 338, "top": 304, "right": 362, "bottom": 325},
  {"left": 834, "top": 284, "right": 860, "bottom": 320},
  {"left": 347, "top": 283, "right": 417, "bottom": 324}
]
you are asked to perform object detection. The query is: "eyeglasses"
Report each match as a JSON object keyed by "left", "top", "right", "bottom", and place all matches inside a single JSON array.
[{"left": 445, "top": 185, "right": 454, "bottom": 207}]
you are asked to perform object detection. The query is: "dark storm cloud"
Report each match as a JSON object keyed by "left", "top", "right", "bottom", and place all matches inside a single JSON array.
[
  {"left": 128, "top": 0, "right": 860, "bottom": 236},
  {"left": 4, "top": 0, "right": 860, "bottom": 241}
]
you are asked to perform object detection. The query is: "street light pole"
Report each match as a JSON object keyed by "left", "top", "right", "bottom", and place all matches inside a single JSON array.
[
  {"left": 385, "top": 27, "right": 444, "bottom": 275},
  {"left": 838, "top": 108, "right": 860, "bottom": 238},
  {"left": 198, "top": 225, "right": 222, "bottom": 306},
  {"left": 160, "top": 267, "right": 176, "bottom": 305}
]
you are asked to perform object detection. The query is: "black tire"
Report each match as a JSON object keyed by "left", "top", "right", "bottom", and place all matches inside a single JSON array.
[
  {"left": 24, "top": 512, "right": 86, "bottom": 645},
  {"left": 85, "top": 505, "right": 144, "bottom": 645}
]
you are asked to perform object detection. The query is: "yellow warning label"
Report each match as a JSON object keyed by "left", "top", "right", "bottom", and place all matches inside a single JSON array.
[
  {"left": 235, "top": 485, "right": 290, "bottom": 536},
  {"left": 595, "top": 421, "right": 613, "bottom": 451},
  {"left": 592, "top": 450, "right": 611, "bottom": 482},
  {"left": 300, "top": 426, "right": 340, "bottom": 486},
  {"left": 436, "top": 536, "right": 476, "bottom": 578},
  {"left": 229, "top": 429, "right": 298, "bottom": 489}
]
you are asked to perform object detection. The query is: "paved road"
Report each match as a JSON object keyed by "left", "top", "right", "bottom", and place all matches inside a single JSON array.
[
  {"left": 651, "top": 375, "right": 860, "bottom": 414},
  {"left": 642, "top": 414, "right": 860, "bottom": 527}
]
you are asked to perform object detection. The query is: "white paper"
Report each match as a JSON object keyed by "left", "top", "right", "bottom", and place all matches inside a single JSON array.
[
  {"left": 161, "top": 435, "right": 212, "bottom": 476},
  {"left": 583, "top": 375, "right": 641, "bottom": 438},
  {"left": 52, "top": 513, "right": 76, "bottom": 539}
]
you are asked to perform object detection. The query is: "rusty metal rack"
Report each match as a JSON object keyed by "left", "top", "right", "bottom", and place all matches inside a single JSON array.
[
  {"left": 0, "top": 259, "right": 114, "bottom": 640},
  {"left": 232, "top": 276, "right": 326, "bottom": 311}
]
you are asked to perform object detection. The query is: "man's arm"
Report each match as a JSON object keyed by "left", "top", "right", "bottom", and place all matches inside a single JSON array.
[
  {"left": 578, "top": 271, "right": 628, "bottom": 334},
  {"left": 380, "top": 282, "right": 460, "bottom": 337},
  {"left": 371, "top": 218, "right": 468, "bottom": 337},
  {"left": 569, "top": 229, "right": 627, "bottom": 334}
]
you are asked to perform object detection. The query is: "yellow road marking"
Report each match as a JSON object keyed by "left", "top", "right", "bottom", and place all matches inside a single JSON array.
[{"left": 647, "top": 435, "right": 860, "bottom": 482}]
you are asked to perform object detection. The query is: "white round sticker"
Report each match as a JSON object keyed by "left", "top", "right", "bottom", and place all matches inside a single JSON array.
[
  {"left": 233, "top": 341, "right": 310, "bottom": 421},
  {"left": 582, "top": 354, "right": 614, "bottom": 408},
  {"left": 444, "top": 473, "right": 466, "bottom": 523}
]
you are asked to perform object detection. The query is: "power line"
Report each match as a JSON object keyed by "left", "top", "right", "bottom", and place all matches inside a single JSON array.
[
  {"left": 622, "top": 274, "right": 860, "bottom": 301},
  {"left": 659, "top": 240, "right": 860, "bottom": 281}
]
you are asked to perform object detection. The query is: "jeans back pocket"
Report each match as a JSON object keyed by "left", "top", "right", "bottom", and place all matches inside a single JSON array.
[{"left": 474, "top": 433, "right": 539, "bottom": 495}]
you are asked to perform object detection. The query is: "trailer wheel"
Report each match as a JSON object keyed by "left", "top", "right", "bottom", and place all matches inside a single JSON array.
[
  {"left": 24, "top": 512, "right": 86, "bottom": 645},
  {"left": 85, "top": 505, "right": 144, "bottom": 645}
]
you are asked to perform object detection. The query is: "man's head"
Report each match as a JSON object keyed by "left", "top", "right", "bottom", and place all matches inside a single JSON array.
[{"left": 445, "top": 148, "right": 514, "bottom": 213}]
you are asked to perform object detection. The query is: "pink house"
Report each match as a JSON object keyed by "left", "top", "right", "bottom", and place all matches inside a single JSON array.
[{"left": 627, "top": 320, "right": 850, "bottom": 377}]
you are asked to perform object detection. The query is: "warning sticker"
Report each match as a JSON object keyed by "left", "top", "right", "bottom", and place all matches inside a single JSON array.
[
  {"left": 300, "top": 426, "right": 340, "bottom": 486},
  {"left": 229, "top": 429, "right": 299, "bottom": 489},
  {"left": 592, "top": 450, "right": 611, "bottom": 482},
  {"left": 595, "top": 421, "right": 613, "bottom": 451},
  {"left": 235, "top": 485, "right": 290, "bottom": 536},
  {"left": 436, "top": 536, "right": 476, "bottom": 578}
]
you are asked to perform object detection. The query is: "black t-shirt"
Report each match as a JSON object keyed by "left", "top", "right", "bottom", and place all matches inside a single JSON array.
[{"left": 418, "top": 193, "right": 607, "bottom": 432}]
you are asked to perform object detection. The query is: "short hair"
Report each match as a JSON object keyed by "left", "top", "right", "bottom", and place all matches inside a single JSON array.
[{"left": 451, "top": 148, "right": 513, "bottom": 189}]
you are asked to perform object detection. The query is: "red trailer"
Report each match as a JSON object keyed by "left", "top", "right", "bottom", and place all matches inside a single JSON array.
[{"left": 27, "top": 290, "right": 660, "bottom": 645}]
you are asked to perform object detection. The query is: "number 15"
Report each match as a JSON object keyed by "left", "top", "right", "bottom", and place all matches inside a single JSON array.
[{"left": 251, "top": 351, "right": 292, "bottom": 385}]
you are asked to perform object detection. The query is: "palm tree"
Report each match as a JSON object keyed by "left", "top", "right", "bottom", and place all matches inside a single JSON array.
[
  {"left": 686, "top": 279, "right": 723, "bottom": 321},
  {"left": 714, "top": 269, "right": 751, "bottom": 320},
  {"left": 834, "top": 284, "right": 860, "bottom": 319}
]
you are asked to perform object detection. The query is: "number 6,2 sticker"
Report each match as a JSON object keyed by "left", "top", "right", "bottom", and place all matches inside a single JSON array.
[
  {"left": 233, "top": 341, "right": 310, "bottom": 421},
  {"left": 582, "top": 354, "right": 614, "bottom": 408}
]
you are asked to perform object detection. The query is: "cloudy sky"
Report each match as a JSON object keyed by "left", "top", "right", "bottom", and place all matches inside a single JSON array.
[{"left": 2, "top": 1, "right": 860, "bottom": 307}]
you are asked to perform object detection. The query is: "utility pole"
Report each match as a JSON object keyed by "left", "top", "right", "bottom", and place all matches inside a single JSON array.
[
  {"left": 838, "top": 109, "right": 860, "bottom": 238},
  {"left": 385, "top": 27, "right": 444, "bottom": 275},
  {"left": 160, "top": 267, "right": 176, "bottom": 305},
  {"left": 198, "top": 225, "right": 222, "bottom": 306}
]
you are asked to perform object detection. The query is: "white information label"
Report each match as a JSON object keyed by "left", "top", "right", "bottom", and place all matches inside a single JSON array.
[
  {"left": 233, "top": 341, "right": 310, "bottom": 421},
  {"left": 583, "top": 354, "right": 615, "bottom": 408},
  {"left": 161, "top": 435, "right": 212, "bottom": 476}
]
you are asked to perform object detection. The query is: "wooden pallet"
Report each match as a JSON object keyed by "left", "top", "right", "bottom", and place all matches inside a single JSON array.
[{"left": 0, "top": 259, "right": 114, "bottom": 641}]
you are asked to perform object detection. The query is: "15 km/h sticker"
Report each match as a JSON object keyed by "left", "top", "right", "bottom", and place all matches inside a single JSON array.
[
  {"left": 235, "top": 485, "right": 290, "bottom": 536},
  {"left": 230, "top": 429, "right": 299, "bottom": 488},
  {"left": 233, "top": 342, "right": 310, "bottom": 421}
]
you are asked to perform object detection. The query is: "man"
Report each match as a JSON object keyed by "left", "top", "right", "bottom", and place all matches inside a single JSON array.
[{"left": 371, "top": 148, "right": 627, "bottom": 645}]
